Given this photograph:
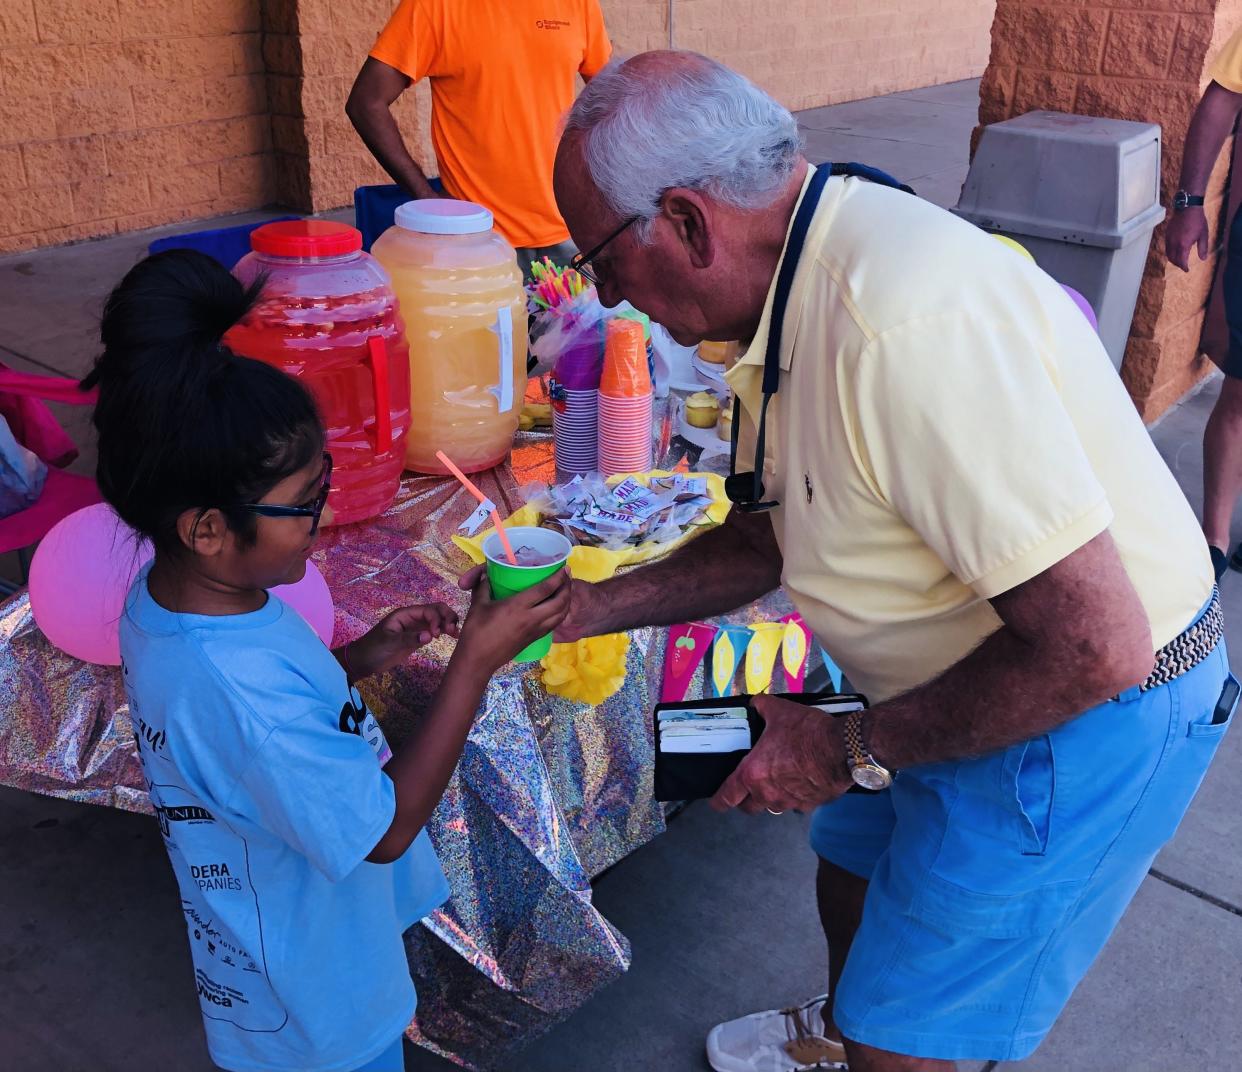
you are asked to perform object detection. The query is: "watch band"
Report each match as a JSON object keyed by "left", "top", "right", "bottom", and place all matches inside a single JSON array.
[
  {"left": 841, "top": 711, "right": 893, "bottom": 790},
  {"left": 841, "top": 711, "right": 870, "bottom": 769},
  {"left": 1174, "top": 191, "right": 1205, "bottom": 210}
]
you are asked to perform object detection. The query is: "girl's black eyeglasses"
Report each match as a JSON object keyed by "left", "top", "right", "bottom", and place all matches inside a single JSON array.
[
  {"left": 570, "top": 216, "right": 639, "bottom": 286},
  {"left": 242, "top": 452, "right": 333, "bottom": 535}
]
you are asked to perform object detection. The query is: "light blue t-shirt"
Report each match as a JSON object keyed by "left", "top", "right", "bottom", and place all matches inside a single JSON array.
[{"left": 120, "top": 565, "right": 450, "bottom": 1072}]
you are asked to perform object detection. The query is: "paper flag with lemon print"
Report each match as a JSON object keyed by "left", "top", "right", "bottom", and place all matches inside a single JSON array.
[
  {"left": 660, "top": 622, "right": 715, "bottom": 703},
  {"left": 744, "top": 621, "right": 786, "bottom": 694},
  {"left": 781, "top": 616, "right": 810, "bottom": 691},
  {"left": 710, "top": 626, "right": 751, "bottom": 697}
]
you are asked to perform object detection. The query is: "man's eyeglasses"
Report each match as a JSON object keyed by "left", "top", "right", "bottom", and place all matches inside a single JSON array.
[
  {"left": 242, "top": 452, "right": 333, "bottom": 535},
  {"left": 570, "top": 216, "right": 639, "bottom": 286}
]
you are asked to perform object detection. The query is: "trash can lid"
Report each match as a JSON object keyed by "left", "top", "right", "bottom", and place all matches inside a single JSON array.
[
  {"left": 250, "top": 220, "right": 362, "bottom": 258},
  {"left": 955, "top": 111, "right": 1164, "bottom": 249},
  {"left": 395, "top": 199, "right": 494, "bottom": 235}
]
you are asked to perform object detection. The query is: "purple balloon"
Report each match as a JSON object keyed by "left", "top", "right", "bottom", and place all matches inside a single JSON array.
[{"left": 1061, "top": 284, "right": 1098, "bottom": 332}]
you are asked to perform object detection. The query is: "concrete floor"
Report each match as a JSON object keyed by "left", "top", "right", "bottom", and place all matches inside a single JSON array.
[{"left": 4, "top": 78, "right": 1241, "bottom": 1072}]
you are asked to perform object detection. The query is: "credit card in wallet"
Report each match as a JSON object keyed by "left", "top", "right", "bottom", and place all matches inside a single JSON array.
[
  {"left": 659, "top": 728, "right": 752, "bottom": 753},
  {"left": 657, "top": 706, "right": 747, "bottom": 722}
]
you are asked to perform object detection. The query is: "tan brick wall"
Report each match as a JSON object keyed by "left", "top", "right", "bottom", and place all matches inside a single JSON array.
[
  {"left": 647, "top": 0, "right": 994, "bottom": 114},
  {"left": 293, "top": 0, "right": 996, "bottom": 213},
  {"left": 980, "top": 0, "right": 1242, "bottom": 422},
  {"left": 0, "top": 0, "right": 275, "bottom": 254},
  {"left": 1, "top": 0, "right": 994, "bottom": 243}
]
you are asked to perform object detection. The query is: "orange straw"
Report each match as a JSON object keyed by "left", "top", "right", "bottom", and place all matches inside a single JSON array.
[{"left": 435, "top": 450, "right": 517, "bottom": 564}]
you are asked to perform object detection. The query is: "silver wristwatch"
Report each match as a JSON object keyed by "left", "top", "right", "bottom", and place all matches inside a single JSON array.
[{"left": 841, "top": 711, "right": 893, "bottom": 791}]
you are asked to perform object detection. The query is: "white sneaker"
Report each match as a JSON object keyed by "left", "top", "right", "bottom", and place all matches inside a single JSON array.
[{"left": 705, "top": 995, "right": 848, "bottom": 1071}]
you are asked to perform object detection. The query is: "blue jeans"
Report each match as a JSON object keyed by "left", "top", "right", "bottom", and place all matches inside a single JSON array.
[{"left": 810, "top": 638, "right": 1234, "bottom": 1061}]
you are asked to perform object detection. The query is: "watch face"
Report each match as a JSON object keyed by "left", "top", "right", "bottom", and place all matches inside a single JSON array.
[
  {"left": 852, "top": 764, "right": 891, "bottom": 791},
  {"left": 1174, "top": 192, "right": 1188, "bottom": 210}
]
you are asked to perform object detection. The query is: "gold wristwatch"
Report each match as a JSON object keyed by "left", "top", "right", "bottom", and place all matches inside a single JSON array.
[{"left": 841, "top": 711, "right": 893, "bottom": 790}]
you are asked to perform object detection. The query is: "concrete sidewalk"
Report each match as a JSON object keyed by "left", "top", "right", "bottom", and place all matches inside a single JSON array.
[{"left": 3, "top": 77, "right": 1240, "bottom": 1072}]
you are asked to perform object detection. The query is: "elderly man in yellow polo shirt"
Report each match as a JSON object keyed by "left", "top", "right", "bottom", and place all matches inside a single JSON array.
[{"left": 540, "top": 51, "right": 1230, "bottom": 1072}]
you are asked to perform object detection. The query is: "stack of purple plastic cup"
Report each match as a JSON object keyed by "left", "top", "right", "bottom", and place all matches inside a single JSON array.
[{"left": 551, "top": 332, "right": 604, "bottom": 479}]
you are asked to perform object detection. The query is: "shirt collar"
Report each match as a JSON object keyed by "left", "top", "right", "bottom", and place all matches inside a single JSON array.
[{"left": 726, "top": 164, "right": 823, "bottom": 380}]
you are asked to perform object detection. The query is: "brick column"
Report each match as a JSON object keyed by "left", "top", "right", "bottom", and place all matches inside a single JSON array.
[{"left": 979, "top": 0, "right": 1242, "bottom": 421}]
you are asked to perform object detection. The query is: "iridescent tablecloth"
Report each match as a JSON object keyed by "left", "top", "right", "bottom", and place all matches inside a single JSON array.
[{"left": 0, "top": 433, "right": 785, "bottom": 1069}]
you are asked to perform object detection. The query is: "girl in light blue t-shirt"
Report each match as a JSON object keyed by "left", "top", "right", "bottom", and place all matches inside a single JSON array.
[{"left": 82, "top": 250, "right": 570, "bottom": 1072}]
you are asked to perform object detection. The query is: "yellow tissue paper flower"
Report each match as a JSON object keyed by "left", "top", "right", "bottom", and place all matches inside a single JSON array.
[{"left": 541, "top": 633, "right": 631, "bottom": 705}]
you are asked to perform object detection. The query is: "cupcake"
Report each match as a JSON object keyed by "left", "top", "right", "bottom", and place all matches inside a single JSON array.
[
  {"left": 698, "top": 340, "right": 731, "bottom": 365},
  {"left": 684, "top": 391, "right": 720, "bottom": 429},
  {"left": 717, "top": 405, "right": 734, "bottom": 441}
]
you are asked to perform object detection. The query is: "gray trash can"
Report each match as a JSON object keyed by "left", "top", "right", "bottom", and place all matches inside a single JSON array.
[{"left": 954, "top": 110, "right": 1165, "bottom": 371}]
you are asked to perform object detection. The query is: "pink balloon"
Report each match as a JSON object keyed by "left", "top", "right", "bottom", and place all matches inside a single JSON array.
[
  {"left": 1061, "top": 283, "right": 1098, "bottom": 332},
  {"left": 29, "top": 503, "right": 335, "bottom": 665},
  {"left": 272, "top": 561, "right": 334, "bottom": 646},
  {"left": 29, "top": 503, "right": 153, "bottom": 666}
]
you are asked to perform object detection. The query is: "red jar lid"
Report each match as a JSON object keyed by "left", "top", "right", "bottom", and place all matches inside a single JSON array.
[{"left": 250, "top": 220, "right": 362, "bottom": 258}]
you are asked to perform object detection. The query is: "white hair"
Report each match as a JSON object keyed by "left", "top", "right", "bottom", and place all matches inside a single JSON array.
[{"left": 564, "top": 52, "right": 802, "bottom": 243}]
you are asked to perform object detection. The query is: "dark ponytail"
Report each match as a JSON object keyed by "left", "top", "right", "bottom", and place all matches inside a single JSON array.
[{"left": 82, "top": 249, "right": 323, "bottom": 554}]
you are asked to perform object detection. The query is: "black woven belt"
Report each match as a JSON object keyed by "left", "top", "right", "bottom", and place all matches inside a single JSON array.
[{"left": 1132, "top": 586, "right": 1223, "bottom": 694}]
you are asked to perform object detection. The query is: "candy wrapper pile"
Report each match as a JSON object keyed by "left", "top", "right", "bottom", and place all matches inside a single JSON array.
[{"left": 522, "top": 472, "right": 717, "bottom": 551}]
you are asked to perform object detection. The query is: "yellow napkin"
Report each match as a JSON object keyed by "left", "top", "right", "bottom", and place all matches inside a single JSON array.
[{"left": 452, "top": 469, "right": 731, "bottom": 583}]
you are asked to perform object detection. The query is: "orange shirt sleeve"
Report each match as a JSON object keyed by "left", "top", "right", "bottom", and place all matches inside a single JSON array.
[
  {"left": 580, "top": 0, "right": 612, "bottom": 78},
  {"left": 369, "top": 0, "right": 442, "bottom": 82}
]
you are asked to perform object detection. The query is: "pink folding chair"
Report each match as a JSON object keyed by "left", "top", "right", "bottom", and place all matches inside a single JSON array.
[{"left": 0, "top": 366, "right": 102, "bottom": 593}]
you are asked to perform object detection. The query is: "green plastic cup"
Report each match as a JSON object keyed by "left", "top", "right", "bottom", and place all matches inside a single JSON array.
[{"left": 482, "top": 526, "right": 572, "bottom": 663}]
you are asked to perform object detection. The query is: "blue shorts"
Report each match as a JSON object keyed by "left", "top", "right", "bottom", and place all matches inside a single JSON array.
[
  {"left": 351, "top": 1036, "right": 404, "bottom": 1072},
  {"left": 810, "top": 641, "right": 1235, "bottom": 1062}
]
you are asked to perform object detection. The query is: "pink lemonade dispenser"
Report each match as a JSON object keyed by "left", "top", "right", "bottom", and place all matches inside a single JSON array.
[{"left": 228, "top": 221, "right": 411, "bottom": 526}]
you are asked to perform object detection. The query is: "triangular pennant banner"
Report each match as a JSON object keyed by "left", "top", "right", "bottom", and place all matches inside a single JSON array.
[
  {"left": 744, "top": 622, "right": 785, "bottom": 694},
  {"left": 781, "top": 616, "right": 810, "bottom": 692},
  {"left": 818, "top": 645, "right": 843, "bottom": 694},
  {"left": 659, "top": 622, "right": 715, "bottom": 704},
  {"left": 710, "top": 625, "right": 751, "bottom": 697}
]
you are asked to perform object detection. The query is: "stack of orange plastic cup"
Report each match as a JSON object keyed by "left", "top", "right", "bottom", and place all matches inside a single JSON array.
[{"left": 597, "top": 319, "right": 653, "bottom": 476}]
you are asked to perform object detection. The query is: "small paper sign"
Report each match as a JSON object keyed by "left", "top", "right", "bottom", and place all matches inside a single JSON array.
[{"left": 458, "top": 498, "right": 496, "bottom": 536}]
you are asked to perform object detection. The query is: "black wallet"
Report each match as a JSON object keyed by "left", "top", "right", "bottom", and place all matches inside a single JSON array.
[{"left": 652, "top": 691, "right": 871, "bottom": 802}]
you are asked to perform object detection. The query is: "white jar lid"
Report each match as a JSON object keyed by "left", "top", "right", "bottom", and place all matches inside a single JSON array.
[{"left": 394, "top": 199, "right": 494, "bottom": 235}]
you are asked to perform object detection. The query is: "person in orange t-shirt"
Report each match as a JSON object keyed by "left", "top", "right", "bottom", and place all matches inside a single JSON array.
[{"left": 347, "top": 0, "right": 611, "bottom": 277}]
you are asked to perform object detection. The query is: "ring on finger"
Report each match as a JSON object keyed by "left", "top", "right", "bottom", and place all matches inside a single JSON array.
[{"left": 766, "top": 807, "right": 784, "bottom": 816}]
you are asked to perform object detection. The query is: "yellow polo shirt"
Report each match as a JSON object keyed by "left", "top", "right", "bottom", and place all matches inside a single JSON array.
[
  {"left": 726, "top": 168, "right": 1213, "bottom": 703},
  {"left": 1209, "top": 27, "right": 1242, "bottom": 92}
]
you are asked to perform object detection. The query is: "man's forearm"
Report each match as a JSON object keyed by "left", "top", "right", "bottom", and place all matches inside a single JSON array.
[
  {"left": 346, "top": 97, "right": 438, "bottom": 200},
  {"left": 867, "top": 533, "right": 1155, "bottom": 771},
  {"left": 867, "top": 625, "right": 1120, "bottom": 771},
  {"left": 592, "top": 510, "right": 783, "bottom": 633},
  {"left": 1179, "top": 83, "right": 1242, "bottom": 194}
]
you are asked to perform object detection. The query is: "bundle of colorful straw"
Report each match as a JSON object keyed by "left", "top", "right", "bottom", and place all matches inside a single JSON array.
[{"left": 527, "top": 258, "right": 591, "bottom": 314}]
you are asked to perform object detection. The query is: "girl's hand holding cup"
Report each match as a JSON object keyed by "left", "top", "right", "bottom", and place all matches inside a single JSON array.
[{"left": 456, "top": 569, "right": 572, "bottom": 672}]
